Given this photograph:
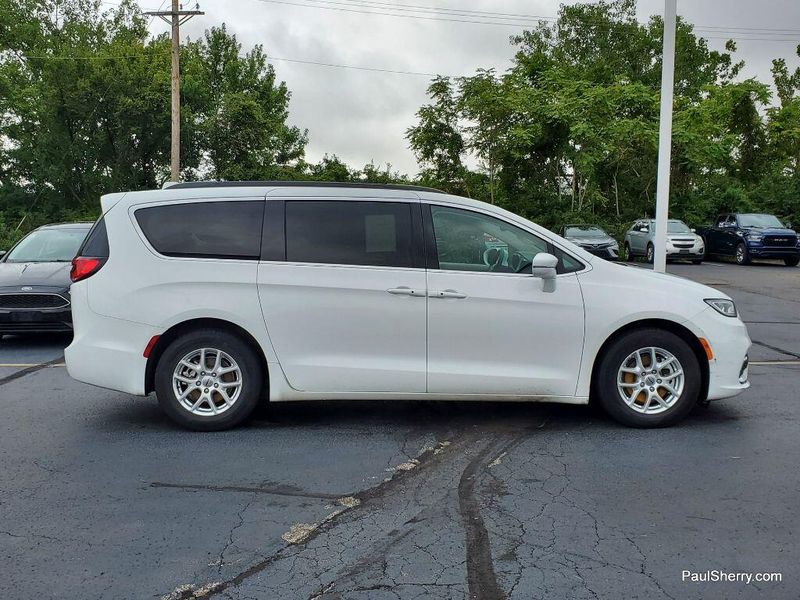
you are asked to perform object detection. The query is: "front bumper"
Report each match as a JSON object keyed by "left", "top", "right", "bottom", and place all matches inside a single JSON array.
[
  {"left": 747, "top": 245, "right": 800, "bottom": 259},
  {"left": 666, "top": 241, "right": 704, "bottom": 259},
  {"left": 577, "top": 245, "right": 619, "bottom": 260},
  {"left": 0, "top": 307, "right": 72, "bottom": 334},
  {"left": 689, "top": 307, "right": 751, "bottom": 400}
]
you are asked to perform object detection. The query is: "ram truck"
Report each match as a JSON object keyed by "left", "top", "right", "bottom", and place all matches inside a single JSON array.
[{"left": 697, "top": 213, "right": 799, "bottom": 266}]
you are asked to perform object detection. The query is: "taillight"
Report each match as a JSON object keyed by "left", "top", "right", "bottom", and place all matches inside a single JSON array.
[{"left": 70, "top": 257, "right": 106, "bottom": 283}]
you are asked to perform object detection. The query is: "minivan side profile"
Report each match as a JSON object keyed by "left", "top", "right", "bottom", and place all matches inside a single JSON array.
[{"left": 65, "top": 182, "right": 751, "bottom": 430}]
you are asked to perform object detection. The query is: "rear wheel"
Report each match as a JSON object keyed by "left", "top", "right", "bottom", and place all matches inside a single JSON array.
[
  {"left": 784, "top": 256, "right": 799, "bottom": 267},
  {"left": 595, "top": 328, "right": 701, "bottom": 428},
  {"left": 154, "top": 329, "right": 264, "bottom": 431},
  {"left": 735, "top": 243, "right": 750, "bottom": 265}
]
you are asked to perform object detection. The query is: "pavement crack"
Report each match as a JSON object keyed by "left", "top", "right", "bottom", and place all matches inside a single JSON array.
[
  {"left": 458, "top": 441, "right": 506, "bottom": 600},
  {"left": 149, "top": 482, "right": 340, "bottom": 500},
  {"left": 0, "top": 356, "right": 64, "bottom": 387},
  {"left": 751, "top": 339, "right": 800, "bottom": 360}
]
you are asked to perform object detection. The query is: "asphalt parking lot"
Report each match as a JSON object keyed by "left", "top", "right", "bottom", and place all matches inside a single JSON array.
[{"left": 1, "top": 261, "right": 798, "bottom": 600}]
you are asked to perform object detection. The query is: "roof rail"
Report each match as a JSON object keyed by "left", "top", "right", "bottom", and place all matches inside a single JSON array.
[{"left": 165, "top": 180, "right": 445, "bottom": 194}]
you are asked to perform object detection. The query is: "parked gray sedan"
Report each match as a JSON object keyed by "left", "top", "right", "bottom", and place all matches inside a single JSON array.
[
  {"left": 624, "top": 219, "right": 704, "bottom": 264},
  {"left": 561, "top": 224, "right": 619, "bottom": 260}
]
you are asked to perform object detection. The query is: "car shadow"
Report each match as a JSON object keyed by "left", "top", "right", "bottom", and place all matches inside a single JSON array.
[{"left": 99, "top": 394, "right": 743, "bottom": 434}]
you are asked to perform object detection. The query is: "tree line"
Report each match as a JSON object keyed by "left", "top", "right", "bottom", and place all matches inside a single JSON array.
[{"left": 1, "top": 0, "right": 799, "bottom": 248}]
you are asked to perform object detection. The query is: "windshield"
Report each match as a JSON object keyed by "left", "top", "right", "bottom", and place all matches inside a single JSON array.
[
  {"left": 565, "top": 226, "right": 607, "bottom": 238},
  {"left": 4, "top": 228, "right": 90, "bottom": 263},
  {"left": 738, "top": 214, "right": 784, "bottom": 228},
  {"left": 667, "top": 221, "right": 692, "bottom": 234}
]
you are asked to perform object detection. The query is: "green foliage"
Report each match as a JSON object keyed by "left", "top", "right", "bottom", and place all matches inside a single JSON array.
[
  {"left": 408, "top": 0, "right": 800, "bottom": 238},
  {"left": 2, "top": 0, "right": 800, "bottom": 250}
]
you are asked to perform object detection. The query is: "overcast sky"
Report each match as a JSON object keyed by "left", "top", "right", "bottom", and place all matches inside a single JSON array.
[{"left": 145, "top": 0, "right": 800, "bottom": 175}]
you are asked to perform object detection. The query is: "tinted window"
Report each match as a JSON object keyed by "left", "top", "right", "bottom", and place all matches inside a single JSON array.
[
  {"left": 286, "top": 201, "right": 414, "bottom": 267},
  {"left": 79, "top": 217, "right": 109, "bottom": 258},
  {"left": 135, "top": 201, "right": 264, "bottom": 259},
  {"left": 4, "top": 227, "right": 90, "bottom": 263}
]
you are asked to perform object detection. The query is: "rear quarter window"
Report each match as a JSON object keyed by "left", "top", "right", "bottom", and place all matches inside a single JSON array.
[
  {"left": 79, "top": 218, "right": 109, "bottom": 258},
  {"left": 135, "top": 200, "right": 264, "bottom": 260}
]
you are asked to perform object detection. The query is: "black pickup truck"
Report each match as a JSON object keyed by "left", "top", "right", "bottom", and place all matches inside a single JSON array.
[{"left": 697, "top": 213, "right": 799, "bottom": 266}]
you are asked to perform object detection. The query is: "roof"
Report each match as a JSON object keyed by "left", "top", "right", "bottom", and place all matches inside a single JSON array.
[
  {"left": 36, "top": 222, "right": 94, "bottom": 230},
  {"left": 165, "top": 180, "right": 445, "bottom": 194}
]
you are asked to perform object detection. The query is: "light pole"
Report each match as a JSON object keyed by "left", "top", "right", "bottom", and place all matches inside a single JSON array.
[{"left": 653, "top": 0, "right": 677, "bottom": 273}]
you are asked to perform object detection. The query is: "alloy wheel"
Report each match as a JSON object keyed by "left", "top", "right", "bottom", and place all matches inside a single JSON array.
[
  {"left": 617, "top": 346, "right": 684, "bottom": 414},
  {"left": 172, "top": 348, "right": 243, "bottom": 416}
]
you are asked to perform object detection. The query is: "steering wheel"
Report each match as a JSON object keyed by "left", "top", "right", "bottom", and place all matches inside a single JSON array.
[
  {"left": 511, "top": 252, "right": 533, "bottom": 273},
  {"left": 483, "top": 247, "right": 504, "bottom": 271}
]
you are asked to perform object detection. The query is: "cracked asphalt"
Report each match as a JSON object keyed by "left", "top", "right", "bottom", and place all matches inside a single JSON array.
[{"left": 1, "top": 261, "right": 798, "bottom": 600}]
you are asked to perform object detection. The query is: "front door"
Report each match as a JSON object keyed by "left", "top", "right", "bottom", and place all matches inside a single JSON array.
[
  {"left": 258, "top": 199, "right": 427, "bottom": 393},
  {"left": 424, "top": 204, "right": 585, "bottom": 397}
]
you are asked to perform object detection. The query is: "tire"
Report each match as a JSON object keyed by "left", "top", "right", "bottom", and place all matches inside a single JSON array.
[
  {"left": 692, "top": 259, "right": 703, "bottom": 265},
  {"left": 784, "top": 256, "right": 799, "bottom": 267},
  {"left": 154, "top": 328, "right": 264, "bottom": 431},
  {"left": 646, "top": 243, "right": 654, "bottom": 264},
  {"left": 735, "top": 243, "right": 750, "bottom": 265},
  {"left": 624, "top": 243, "right": 633, "bottom": 262},
  {"left": 594, "top": 328, "right": 701, "bottom": 428}
]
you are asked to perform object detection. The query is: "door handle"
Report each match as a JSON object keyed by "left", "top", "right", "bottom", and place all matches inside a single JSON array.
[
  {"left": 387, "top": 287, "right": 424, "bottom": 297},
  {"left": 429, "top": 289, "right": 467, "bottom": 299}
]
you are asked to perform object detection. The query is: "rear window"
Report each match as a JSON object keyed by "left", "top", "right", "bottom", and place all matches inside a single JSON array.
[
  {"left": 79, "top": 217, "right": 109, "bottom": 258},
  {"left": 135, "top": 201, "right": 264, "bottom": 260},
  {"left": 286, "top": 201, "right": 414, "bottom": 267}
]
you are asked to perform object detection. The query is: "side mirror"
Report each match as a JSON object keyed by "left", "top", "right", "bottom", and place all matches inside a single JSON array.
[
  {"left": 0, "top": 250, "right": 5, "bottom": 258},
  {"left": 691, "top": 228, "right": 696, "bottom": 233},
  {"left": 785, "top": 221, "right": 792, "bottom": 229},
  {"left": 532, "top": 252, "right": 558, "bottom": 293},
  {"left": 641, "top": 226, "right": 649, "bottom": 233}
]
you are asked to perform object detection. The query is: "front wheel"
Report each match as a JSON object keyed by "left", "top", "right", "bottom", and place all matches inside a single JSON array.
[
  {"left": 595, "top": 328, "right": 701, "bottom": 428},
  {"left": 646, "top": 243, "right": 654, "bottom": 264},
  {"left": 735, "top": 243, "right": 750, "bottom": 265},
  {"left": 623, "top": 243, "right": 633, "bottom": 262},
  {"left": 692, "top": 259, "right": 703, "bottom": 265},
  {"left": 784, "top": 256, "right": 799, "bottom": 267},
  {"left": 154, "top": 329, "right": 264, "bottom": 431}
]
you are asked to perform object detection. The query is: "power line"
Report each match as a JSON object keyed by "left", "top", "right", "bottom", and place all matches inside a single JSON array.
[
  {"left": 268, "top": 56, "right": 439, "bottom": 76},
  {"left": 252, "top": 0, "right": 800, "bottom": 40}
]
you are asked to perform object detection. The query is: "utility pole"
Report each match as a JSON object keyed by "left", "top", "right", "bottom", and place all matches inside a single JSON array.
[
  {"left": 653, "top": 0, "right": 677, "bottom": 273},
  {"left": 146, "top": 2, "right": 204, "bottom": 182}
]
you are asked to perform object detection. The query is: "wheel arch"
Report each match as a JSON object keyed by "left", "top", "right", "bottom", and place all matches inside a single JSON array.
[
  {"left": 590, "top": 318, "right": 710, "bottom": 403},
  {"left": 145, "top": 317, "right": 270, "bottom": 396}
]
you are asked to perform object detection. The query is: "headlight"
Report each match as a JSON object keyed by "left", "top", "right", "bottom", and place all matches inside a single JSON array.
[
  {"left": 705, "top": 298, "right": 737, "bottom": 318},
  {"left": 747, "top": 234, "right": 763, "bottom": 242},
  {"left": 610, "top": 241, "right": 619, "bottom": 249}
]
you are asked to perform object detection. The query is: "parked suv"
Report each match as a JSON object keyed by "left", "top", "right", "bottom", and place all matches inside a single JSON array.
[
  {"left": 66, "top": 182, "right": 750, "bottom": 430},
  {"left": 696, "top": 213, "right": 799, "bottom": 266},
  {"left": 624, "top": 219, "right": 704, "bottom": 264}
]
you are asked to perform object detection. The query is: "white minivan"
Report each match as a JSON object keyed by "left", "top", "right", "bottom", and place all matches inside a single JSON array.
[{"left": 65, "top": 182, "right": 751, "bottom": 430}]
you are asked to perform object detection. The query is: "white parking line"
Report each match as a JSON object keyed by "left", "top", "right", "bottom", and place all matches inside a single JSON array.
[{"left": 750, "top": 360, "right": 800, "bottom": 366}]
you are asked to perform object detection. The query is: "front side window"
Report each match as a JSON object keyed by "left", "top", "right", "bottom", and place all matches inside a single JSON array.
[
  {"left": 430, "top": 205, "right": 580, "bottom": 274},
  {"left": 135, "top": 201, "right": 264, "bottom": 260},
  {"left": 285, "top": 201, "right": 414, "bottom": 268},
  {"left": 4, "top": 227, "right": 90, "bottom": 263}
]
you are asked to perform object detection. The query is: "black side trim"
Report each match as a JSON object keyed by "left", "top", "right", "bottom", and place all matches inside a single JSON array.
[
  {"left": 261, "top": 200, "right": 286, "bottom": 261},
  {"left": 421, "top": 203, "right": 440, "bottom": 270},
  {"left": 411, "top": 203, "right": 426, "bottom": 269}
]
